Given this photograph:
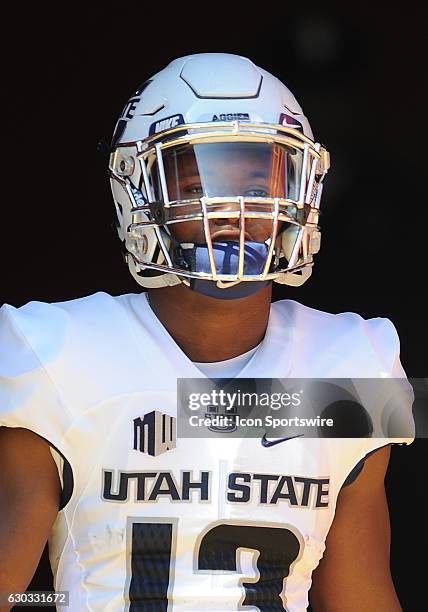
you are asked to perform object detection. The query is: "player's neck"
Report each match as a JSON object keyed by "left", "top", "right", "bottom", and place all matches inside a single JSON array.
[{"left": 146, "top": 282, "right": 272, "bottom": 363}]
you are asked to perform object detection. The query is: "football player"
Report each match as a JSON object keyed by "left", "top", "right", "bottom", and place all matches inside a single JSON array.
[{"left": 0, "top": 53, "right": 414, "bottom": 611}]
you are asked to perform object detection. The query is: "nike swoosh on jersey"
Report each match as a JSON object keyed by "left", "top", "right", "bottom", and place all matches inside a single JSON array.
[{"left": 261, "top": 433, "right": 304, "bottom": 447}]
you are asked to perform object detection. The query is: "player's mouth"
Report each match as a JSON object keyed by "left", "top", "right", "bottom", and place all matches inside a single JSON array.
[{"left": 210, "top": 229, "right": 253, "bottom": 242}]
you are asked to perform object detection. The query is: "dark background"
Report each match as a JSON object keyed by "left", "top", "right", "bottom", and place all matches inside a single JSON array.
[{"left": 2, "top": 2, "right": 426, "bottom": 610}]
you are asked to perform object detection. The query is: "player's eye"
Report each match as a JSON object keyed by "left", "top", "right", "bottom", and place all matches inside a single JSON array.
[
  {"left": 244, "top": 186, "right": 269, "bottom": 197},
  {"left": 183, "top": 183, "right": 203, "bottom": 196}
]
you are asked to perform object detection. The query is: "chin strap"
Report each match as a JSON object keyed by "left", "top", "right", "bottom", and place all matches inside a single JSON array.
[
  {"left": 128, "top": 256, "right": 182, "bottom": 288},
  {"left": 179, "top": 241, "right": 271, "bottom": 300}
]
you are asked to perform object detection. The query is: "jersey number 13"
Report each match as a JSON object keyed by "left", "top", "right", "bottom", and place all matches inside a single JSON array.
[{"left": 127, "top": 518, "right": 302, "bottom": 611}]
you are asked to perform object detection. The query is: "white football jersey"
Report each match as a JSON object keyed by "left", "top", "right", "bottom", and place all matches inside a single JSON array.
[{"left": 0, "top": 292, "right": 414, "bottom": 611}]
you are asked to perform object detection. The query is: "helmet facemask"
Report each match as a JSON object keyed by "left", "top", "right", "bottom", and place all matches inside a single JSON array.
[{"left": 109, "top": 121, "right": 330, "bottom": 296}]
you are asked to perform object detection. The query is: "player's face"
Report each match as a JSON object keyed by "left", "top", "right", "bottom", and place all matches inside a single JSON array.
[{"left": 161, "top": 143, "right": 285, "bottom": 244}]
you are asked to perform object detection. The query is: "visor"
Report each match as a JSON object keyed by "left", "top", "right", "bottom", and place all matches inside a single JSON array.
[{"left": 150, "top": 141, "right": 303, "bottom": 203}]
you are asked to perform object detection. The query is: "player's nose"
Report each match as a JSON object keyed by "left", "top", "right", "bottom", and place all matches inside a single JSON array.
[{"left": 209, "top": 201, "right": 240, "bottom": 229}]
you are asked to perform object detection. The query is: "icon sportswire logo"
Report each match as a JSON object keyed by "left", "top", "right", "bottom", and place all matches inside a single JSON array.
[{"left": 261, "top": 433, "right": 304, "bottom": 448}]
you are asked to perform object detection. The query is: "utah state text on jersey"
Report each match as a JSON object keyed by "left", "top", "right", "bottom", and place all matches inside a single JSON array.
[{"left": 102, "top": 469, "right": 330, "bottom": 509}]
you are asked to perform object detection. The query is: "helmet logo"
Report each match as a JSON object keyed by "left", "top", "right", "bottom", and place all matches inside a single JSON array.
[
  {"left": 121, "top": 80, "right": 153, "bottom": 120},
  {"left": 149, "top": 114, "right": 185, "bottom": 135},
  {"left": 111, "top": 81, "right": 153, "bottom": 147},
  {"left": 279, "top": 113, "right": 303, "bottom": 132}
]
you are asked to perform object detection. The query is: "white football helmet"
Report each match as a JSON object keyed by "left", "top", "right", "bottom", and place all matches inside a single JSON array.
[{"left": 109, "top": 53, "right": 330, "bottom": 298}]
